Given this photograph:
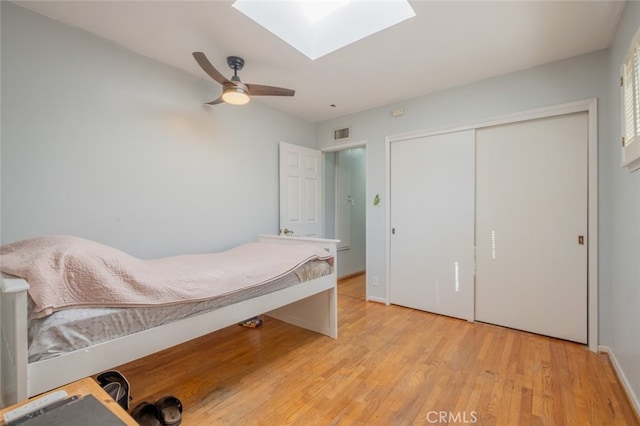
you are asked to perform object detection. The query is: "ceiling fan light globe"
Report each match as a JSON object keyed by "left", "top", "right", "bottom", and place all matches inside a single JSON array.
[{"left": 222, "top": 87, "right": 250, "bottom": 105}]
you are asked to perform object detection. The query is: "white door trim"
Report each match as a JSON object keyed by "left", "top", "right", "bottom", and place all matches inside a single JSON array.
[
  {"left": 384, "top": 98, "right": 598, "bottom": 352},
  {"left": 321, "top": 140, "right": 367, "bottom": 153},
  {"left": 322, "top": 141, "right": 369, "bottom": 302}
]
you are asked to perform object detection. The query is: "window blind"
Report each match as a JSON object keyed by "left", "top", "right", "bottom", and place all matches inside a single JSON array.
[{"left": 622, "top": 27, "right": 640, "bottom": 171}]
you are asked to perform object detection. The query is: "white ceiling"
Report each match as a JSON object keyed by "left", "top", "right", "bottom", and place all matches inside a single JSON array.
[{"left": 15, "top": 0, "right": 626, "bottom": 123}]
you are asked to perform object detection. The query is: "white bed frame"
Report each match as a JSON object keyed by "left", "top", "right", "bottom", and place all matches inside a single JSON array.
[{"left": 0, "top": 235, "right": 339, "bottom": 408}]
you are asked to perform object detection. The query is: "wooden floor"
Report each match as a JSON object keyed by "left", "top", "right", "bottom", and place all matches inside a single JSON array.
[{"left": 113, "top": 274, "right": 639, "bottom": 425}]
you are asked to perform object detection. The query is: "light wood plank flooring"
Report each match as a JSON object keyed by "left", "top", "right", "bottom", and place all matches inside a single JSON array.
[{"left": 112, "top": 274, "right": 639, "bottom": 425}]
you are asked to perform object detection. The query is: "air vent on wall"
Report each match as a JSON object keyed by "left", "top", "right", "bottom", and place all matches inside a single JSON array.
[{"left": 333, "top": 126, "right": 351, "bottom": 142}]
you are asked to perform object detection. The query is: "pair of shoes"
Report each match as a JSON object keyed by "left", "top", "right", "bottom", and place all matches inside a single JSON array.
[
  {"left": 97, "top": 370, "right": 131, "bottom": 411},
  {"left": 131, "top": 396, "right": 183, "bottom": 426},
  {"left": 239, "top": 316, "right": 263, "bottom": 328}
]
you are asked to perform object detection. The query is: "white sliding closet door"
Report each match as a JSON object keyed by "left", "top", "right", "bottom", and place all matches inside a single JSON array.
[
  {"left": 475, "top": 112, "right": 588, "bottom": 343},
  {"left": 390, "top": 130, "right": 475, "bottom": 321}
]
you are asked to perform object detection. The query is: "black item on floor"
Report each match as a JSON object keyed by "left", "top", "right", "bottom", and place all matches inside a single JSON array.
[
  {"left": 155, "top": 395, "right": 183, "bottom": 426},
  {"left": 96, "top": 370, "right": 131, "bottom": 411},
  {"left": 130, "top": 402, "right": 162, "bottom": 426}
]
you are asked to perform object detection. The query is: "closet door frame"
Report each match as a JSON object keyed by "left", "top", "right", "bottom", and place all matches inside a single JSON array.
[{"left": 384, "top": 98, "right": 599, "bottom": 352}]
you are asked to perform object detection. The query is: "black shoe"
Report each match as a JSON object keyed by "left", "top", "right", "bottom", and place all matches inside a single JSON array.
[
  {"left": 97, "top": 370, "right": 131, "bottom": 411},
  {"left": 131, "top": 402, "right": 162, "bottom": 426},
  {"left": 102, "top": 382, "right": 123, "bottom": 403},
  {"left": 155, "top": 396, "right": 183, "bottom": 426}
]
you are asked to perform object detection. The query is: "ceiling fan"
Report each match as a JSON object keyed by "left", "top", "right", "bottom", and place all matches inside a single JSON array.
[{"left": 193, "top": 52, "right": 295, "bottom": 106}]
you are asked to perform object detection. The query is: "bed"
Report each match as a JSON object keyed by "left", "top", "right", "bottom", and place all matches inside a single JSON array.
[{"left": 0, "top": 234, "right": 339, "bottom": 408}]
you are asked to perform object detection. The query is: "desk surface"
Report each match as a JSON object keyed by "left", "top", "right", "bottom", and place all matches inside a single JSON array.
[{"left": 0, "top": 378, "right": 137, "bottom": 426}]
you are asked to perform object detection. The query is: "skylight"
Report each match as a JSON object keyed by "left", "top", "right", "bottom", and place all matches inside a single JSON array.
[
  {"left": 298, "top": 0, "right": 350, "bottom": 23},
  {"left": 232, "top": 0, "right": 416, "bottom": 60}
]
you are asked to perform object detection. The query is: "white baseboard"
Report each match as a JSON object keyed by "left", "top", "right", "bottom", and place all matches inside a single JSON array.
[
  {"left": 598, "top": 345, "right": 640, "bottom": 419},
  {"left": 366, "top": 295, "right": 387, "bottom": 305}
]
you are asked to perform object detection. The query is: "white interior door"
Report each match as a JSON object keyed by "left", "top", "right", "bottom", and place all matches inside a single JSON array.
[
  {"left": 390, "top": 130, "right": 475, "bottom": 321},
  {"left": 475, "top": 112, "right": 588, "bottom": 343},
  {"left": 279, "top": 142, "right": 323, "bottom": 237}
]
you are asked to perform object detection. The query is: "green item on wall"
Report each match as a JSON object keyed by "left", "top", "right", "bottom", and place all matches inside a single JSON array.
[{"left": 373, "top": 194, "right": 381, "bottom": 206}]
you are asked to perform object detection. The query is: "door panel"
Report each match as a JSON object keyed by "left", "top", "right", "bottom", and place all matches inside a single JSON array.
[
  {"left": 390, "top": 130, "right": 475, "bottom": 321},
  {"left": 279, "top": 142, "right": 322, "bottom": 237},
  {"left": 475, "top": 113, "right": 588, "bottom": 343}
]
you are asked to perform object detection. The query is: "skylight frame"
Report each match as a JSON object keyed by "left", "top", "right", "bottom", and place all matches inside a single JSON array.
[{"left": 232, "top": 0, "right": 416, "bottom": 60}]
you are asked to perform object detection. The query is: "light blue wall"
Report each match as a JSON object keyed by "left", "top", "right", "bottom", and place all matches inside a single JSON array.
[
  {"left": 324, "top": 152, "right": 336, "bottom": 240},
  {"left": 317, "top": 2, "right": 640, "bottom": 404},
  {"left": 337, "top": 148, "right": 366, "bottom": 278},
  {"left": 604, "top": 0, "right": 640, "bottom": 409},
  {"left": 0, "top": 2, "right": 316, "bottom": 257},
  {"left": 1, "top": 0, "right": 638, "bottom": 408},
  {"left": 324, "top": 148, "right": 367, "bottom": 278},
  {"left": 317, "top": 48, "right": 609, "bottom": 308}
]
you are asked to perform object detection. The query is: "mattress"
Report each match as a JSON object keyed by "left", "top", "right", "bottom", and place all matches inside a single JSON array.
[{"left": 28, "top": 259, "right": 332, "bottom": 362}]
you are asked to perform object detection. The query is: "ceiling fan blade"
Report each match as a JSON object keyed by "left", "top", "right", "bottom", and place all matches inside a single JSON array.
[
  {"left": 193, "top": 52, "right": 230, "bottom": 86},
  {"left": 205, "top": 96, "right": 224, "bottom": 105},
  {"left": 246, "top": 84, "right": 295, "bottom": 97}
]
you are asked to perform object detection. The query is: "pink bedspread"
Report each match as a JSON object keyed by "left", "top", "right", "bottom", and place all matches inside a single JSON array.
[{"left": 0, "top": 235, "right": 333, "bottom": 318}]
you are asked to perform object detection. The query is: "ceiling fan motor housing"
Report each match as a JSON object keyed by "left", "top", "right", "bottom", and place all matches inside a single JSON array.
[{"left": 227, "top": 56, "right": 245, "bottom": 71}]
